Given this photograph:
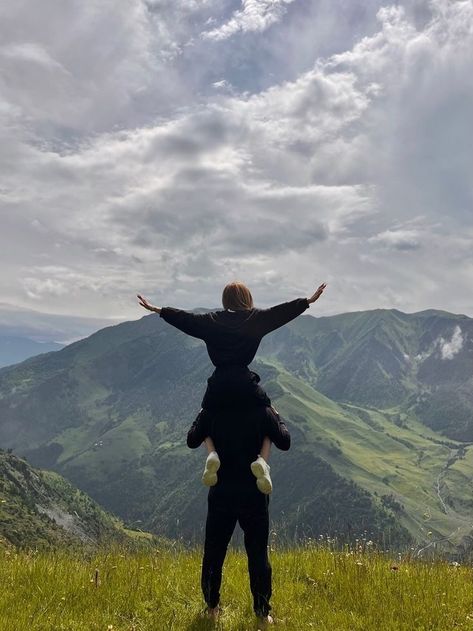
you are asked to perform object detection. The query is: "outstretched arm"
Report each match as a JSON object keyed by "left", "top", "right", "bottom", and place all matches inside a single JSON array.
[
  {"left": 137, "top": 294, "right": 161, "bottom": 314},
  {"left": 137, "top": 294, "right": 211, "bottom": 340},
  {"left": 253, "top": 282, "right": 327, "bottom": 337},
  {"left": 307, "top": 282, "right": 327, "bottom": 305}
]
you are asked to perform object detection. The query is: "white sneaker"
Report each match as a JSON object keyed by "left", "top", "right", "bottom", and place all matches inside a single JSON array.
[
  {"left": 250, "top": 455, "right": 272, "bottom": 494},
  {"left": 202, "top": 451, "right": 220, "bottom": 486}
]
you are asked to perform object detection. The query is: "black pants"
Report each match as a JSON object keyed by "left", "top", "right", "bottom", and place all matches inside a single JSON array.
[{"left": 201, "top": 483, "right": 272, "bottom": 616}]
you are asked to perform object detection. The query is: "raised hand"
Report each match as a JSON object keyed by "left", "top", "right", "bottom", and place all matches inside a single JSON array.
[
  {"left": 137, "top": 294, "right": 160, "bottom": 313},
  {"left": 308, "top": 282, "right": 327, "bottom": 304}
]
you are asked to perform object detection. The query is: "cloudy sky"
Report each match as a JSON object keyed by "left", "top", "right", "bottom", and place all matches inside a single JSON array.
[{"left": 1, "top": 0, "right": 472, "bottom": 324}]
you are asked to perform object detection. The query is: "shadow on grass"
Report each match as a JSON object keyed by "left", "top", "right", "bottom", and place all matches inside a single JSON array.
[
  {"left": 185, "top": 613, "right": 215, "bottom": 631},
  {"left": 185, "top": 611, "right": 262, "bottom": 631}
]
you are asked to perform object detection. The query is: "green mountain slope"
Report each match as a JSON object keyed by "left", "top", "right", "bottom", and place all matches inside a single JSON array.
[
  {"left": 0, "top": 307, "right": 472, "bottom": 551},
  {"left": 260, "top": 308, "right": 473, "bottom": 439},
  {"left": 268, "top": 366, "right": 473, "bottom": 549},
  {"left": 0, "top": 449, "right": 153, "bottom": 549}
]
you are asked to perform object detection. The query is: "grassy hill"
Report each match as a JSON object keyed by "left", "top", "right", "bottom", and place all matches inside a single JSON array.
[
  {"left": 0, "top": 542, "right": 472, "bottom": 630},
  {"left": 269, "top": 366, "right": 473, "bottom": 551},
  {"left": 0, "top": 449, "right": 155, "bottom": 550},
  {"left": 0, "top": 307, "right": 472, "bottom": 551}
]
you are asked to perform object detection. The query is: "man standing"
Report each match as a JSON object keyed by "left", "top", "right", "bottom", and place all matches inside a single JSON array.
[{"left": 187, "top": 404, "right": 291, "bottom": 627}]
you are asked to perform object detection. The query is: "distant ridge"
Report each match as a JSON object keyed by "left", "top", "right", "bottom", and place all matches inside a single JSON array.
[{"left": 0, "top": 336, "right": 64, "bottom": 369}]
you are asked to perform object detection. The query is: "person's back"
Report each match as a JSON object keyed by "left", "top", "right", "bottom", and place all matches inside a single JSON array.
[
  {"left": 158, "top": 297, "right": 310, "bottom": 369},
  {"left": 188, "top": 403, "right": 290, "bottom": 486},
  {"left": 159, "top": 298, "right": 311, "bottom": 413},
  {"left": 137, "top": 280, "right": 327, "bottom": 374},
  {"left": 187, "top": 402, "right": 290, "bottom": 622},
  {"left": 159, "top": 294, "right": 312, "bottom": 490}
]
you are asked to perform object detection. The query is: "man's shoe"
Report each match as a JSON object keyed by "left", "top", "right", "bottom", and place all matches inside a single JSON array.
[
  {"left": 256, "top": 613, "right": 274, "bottom": 628},
  {"left": 202, "top": 451, "right": 220, "bottom": 487},
  {"left": 204, "top": 605, "right": 221, "bottom": 621},
  {"left": 250, "top": 455, "right": 272, "bottom": 494}
]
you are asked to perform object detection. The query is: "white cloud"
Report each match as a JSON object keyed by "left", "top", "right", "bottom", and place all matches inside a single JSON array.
[
  {"left": 0, "top": 1, "right": 158, "bottom": 133},
  {"left": 414, "top": 325, "right": 465, "bottom": 362},
  {"left": 439, "top": 325, "right": 464, "bottom": 360},
  {"left": 203, "top": 0, "right": 297, "bottom": 40},
  {"left": 23, "top": 275, "right": 71, "bottom": 300},
  {"left": 0, "top": 0, "right": 472, "bottom": 321},
  {"left": 368, "top": 229, "right": 421, "bottom": 250},
  {"left": 0, "top": 43, "right": 68, "bottom": 72}
]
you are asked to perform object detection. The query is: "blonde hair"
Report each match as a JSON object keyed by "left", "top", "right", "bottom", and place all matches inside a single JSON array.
[{"left": 222, "top": 281, "right": 254, "bottom": 311}]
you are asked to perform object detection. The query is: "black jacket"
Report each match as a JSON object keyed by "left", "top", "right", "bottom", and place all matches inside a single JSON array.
[
  {"left": 158, "top": 297, "right": 308, "bottom": 483},
  {"left": 159, "top": 297, "right": 310, "bottom": 368}
]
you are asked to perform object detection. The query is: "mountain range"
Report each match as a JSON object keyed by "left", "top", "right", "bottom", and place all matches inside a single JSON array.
[{"left": 0, "top": 306, "right": 472, "bottom": 553}]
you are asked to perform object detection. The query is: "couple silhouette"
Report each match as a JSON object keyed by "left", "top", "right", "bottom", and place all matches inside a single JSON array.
[{"left": 137, "top": 279, "right": 327, "bottom": 626}]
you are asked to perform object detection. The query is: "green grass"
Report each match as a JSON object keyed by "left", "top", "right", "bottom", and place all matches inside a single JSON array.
[{"left": 1, "top": 541, "right": 473, "bottom": 631}]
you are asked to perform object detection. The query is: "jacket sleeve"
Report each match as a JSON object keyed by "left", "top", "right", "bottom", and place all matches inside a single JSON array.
[
  {"left": 160, "top": 307, "right": 212, "bottom": 340},
  {"left": 186, "top": 408, "right": 210, "bottom": 449},
  {"left": 253, "top": 297, "right": 310, "bottom": 337},
  {"left": 263, "top": 406, "right": 291, "bottom": 451}
]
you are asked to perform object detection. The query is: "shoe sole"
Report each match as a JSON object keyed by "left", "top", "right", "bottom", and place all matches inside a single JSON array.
[
  {"left": 256, "top": 478, "right": 272, "bottom": 494},
  {"left": 251, "top": 461, "right": 272, "bottom": 494},
  {"left": 202, "top": 457, "right": 220, "bottom": 486},
  {"left": 206, "top": 458, "right": 220, "bottom": 473},
  {"left": 250, "top": 461, "right": 265, "bottom": 477},
  {"left": 202, "top": 471, "right": 218, "bottom": 486}
]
